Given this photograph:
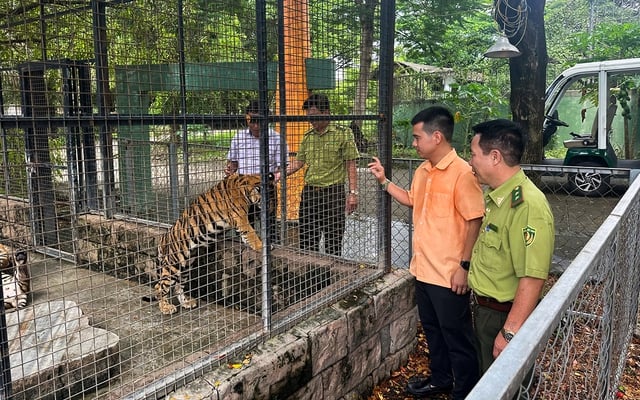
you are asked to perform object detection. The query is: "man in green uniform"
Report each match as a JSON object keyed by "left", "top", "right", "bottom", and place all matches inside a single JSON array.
[
  {"left": 467, "top": 119, "right": 555, "bottom": 377},
  {"left": 288, "top": 93, "right": 360, "bottom": 256}
]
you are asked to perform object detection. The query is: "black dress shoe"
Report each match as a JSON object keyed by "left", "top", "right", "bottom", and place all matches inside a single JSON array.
[{"left": 406, "top": 377, "right": 453, "bottom": 397}]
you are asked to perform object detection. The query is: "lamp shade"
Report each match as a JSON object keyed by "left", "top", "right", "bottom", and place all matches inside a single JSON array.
[{"left": 484, "top": 35, "right": 521, "bottom": 58}]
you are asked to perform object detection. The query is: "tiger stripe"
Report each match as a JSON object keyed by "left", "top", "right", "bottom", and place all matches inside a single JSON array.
[
  {"left": 0, "top": 244, "right": 30, "bottom": 312},
  {"left": 154, "top": 173, "right": 273, "bottom": 315}
]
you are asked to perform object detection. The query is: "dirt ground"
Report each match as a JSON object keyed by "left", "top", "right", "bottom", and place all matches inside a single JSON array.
[{"left": 367, "top": 325, "right": 640, "bottom": 400}]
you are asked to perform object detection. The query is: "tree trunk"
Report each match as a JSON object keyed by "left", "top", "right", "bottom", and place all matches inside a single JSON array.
[
  {"left": 500, "top": 0, "right": 548, "bottom": 164},
  {"left": 353, "top": 0, "right": 378, "bottom": 128}
]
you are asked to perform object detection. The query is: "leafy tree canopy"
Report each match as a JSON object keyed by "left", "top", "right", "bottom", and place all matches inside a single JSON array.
[
  {"left": 545, "top": 0, "right": 640, "bottom": 68},
  {"left": 395, "top": 0, "right": 492, "bottom": 67}
]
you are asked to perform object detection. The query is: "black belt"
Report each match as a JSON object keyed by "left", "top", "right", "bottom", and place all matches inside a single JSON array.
[{"left": 473, "top": 293, "right": 513, "bottom": 313}]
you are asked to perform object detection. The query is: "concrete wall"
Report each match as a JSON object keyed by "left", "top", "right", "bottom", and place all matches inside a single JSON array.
[
  {"left": 0, "top": 198, "right": 164, "bottom": 279},
  {"left": 166, "top": 269, "right": 418, "bottom": 400}
]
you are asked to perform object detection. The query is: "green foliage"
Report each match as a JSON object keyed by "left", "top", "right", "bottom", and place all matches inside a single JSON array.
[
  {"left": 390, "top": 81, "right": 509, "bottom": 157},
  {"left": 442, "top": 82, "right": 510, "bottom": 122},
  {"left": 395, "top": 0, "right": 491, "bottom": 65},
  {"left": 569, "top": 22, "right": 640, "bottom": 62},
  {"left": 544, "top": 146, "right": 568, "bottom": 160},
  {"left": 392, "top": 103, "right": 421, "bottom": 150},
  {"left": 309, "top": 1, "right": 372, "bottom": 66},
  {"left": 617, "top": 78, "right": 640, "bottom": 119},
  {"left": 545, "top": 0, "right": 640, "bottom": 68},
  {"left": 188, "top": 130, "right": 235, "bottom": 160},
  {"left": 442, "top": 82, "right": 510, "bottom": 155},
  {"left": 194, "top": 130, "right": 234, "bottom": 147},
  {"left": 545, "top": 0, "right": 593, "bottom": 67},
  {"left": 5, "top": 0, "right": 640, "bottom": 164},
  {"left": 0, "top": 130, "right": 28, "bottom": 197},
  {"left": 391, "top": 0, "right": 518, "bottom": 158}
]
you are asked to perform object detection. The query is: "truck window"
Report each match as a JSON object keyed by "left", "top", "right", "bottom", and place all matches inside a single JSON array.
[
  {"left": 545, "top": 71, "right": 639, "bottom": 162},
  {"left": 545, "top": 74, "right": 600, "bottom": 151}
]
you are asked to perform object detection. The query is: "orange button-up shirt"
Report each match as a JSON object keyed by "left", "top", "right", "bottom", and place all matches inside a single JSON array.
[{"left": 407, "top": 149, "right": 484, "bottom": 288}]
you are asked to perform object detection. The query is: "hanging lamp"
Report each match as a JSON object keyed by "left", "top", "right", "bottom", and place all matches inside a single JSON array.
[{"left": 484, "top": 35, "right": 521, "bottom": 58}]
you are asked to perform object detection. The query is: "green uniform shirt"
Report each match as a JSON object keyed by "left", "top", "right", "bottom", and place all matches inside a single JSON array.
[
  {"left": 297, "top": 123, "right": 360, "bottom": 187},
  {"left": 469, "top": 169, "right": 555, "bottom": 302}
]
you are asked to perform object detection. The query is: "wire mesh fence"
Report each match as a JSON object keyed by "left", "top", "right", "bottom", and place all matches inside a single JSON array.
[
  {"left": 383, "top": 161, "right": 626, "bottom": 272},
  {"left": 0, "top": 1, "right": 392, "bottom": 398}
]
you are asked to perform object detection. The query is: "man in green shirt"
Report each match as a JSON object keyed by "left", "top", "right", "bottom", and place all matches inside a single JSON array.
[
  {"left": 288, "top": 93, "right": 360, "bottom": 256},
  {"left": 467, "top": 119, "right": 555, "bottom": 375}
]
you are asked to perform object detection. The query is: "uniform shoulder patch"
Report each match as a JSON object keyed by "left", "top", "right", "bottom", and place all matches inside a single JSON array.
[
  {"left": 523, "top": 225, "right": 536, "bottom": 246},
  {"left": 511, "top": 186, "right": 524, "bottom": 208}
]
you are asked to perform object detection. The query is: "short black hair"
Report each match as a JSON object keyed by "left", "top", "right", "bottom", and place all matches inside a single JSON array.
[
  {"left": 410, "top": 106, "right": 455, "bottom": 142},
  {"left": 302, "top": 93, "right": 330, "bottom": 112},
  {"left": 471, "top": 119, "right": 527, "bottom": 166},
  {"left": 245, "top": 100, "right": 264, "bottom": 115}
]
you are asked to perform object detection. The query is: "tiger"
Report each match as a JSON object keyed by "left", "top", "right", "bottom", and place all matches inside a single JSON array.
[
  {"left": 0, "top": 244, "right": 30, "bottom": 312},
  {"left": 154, "top": 173, "right": 274, "bottom": 315}
]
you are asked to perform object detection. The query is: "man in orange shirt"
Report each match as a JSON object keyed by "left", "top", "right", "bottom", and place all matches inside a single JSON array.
[{"left": 368, "top": 106, "right": 484, "bottom": 400}]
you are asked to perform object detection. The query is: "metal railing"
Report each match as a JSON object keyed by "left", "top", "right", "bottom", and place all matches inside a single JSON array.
[{"left": 467, "top": 167, "right": 640, "bottom": 399}]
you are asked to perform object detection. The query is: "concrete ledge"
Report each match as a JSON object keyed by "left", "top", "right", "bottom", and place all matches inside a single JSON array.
[
  {"left": 166, "top": 269, "right": 417, "bottom": 400},
  {"left": 6, "top": 300, "right": 120, "bottom": 400}
]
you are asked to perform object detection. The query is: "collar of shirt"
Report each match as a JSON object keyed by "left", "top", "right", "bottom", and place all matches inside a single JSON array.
[
  {"left": 487, "top": 169, "right": 526, "bottom": 207},
  {"left": 421, "top": 148, "right": 458, "bottom": 172},
  {"left": 240, "top": 129, "right": 260, "bottom": 139},
  {"left": 306, "top": 122, "right": 336, "bottom": 137}
]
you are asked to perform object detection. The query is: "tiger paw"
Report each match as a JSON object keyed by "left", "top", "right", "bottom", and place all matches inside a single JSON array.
[
  {"left": 181, "top": 297, "right": 198, "bottom": 310},
  {"left": 159, "top": 300, "right": 178, "bottom": 315},
  {"left": 241, "top": 247, "right": 261, "bottom": 266}
]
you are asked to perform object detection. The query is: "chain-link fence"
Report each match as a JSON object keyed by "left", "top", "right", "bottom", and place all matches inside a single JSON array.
[{"left": 383, "top": 161, "right": 627, "bottom": 271}]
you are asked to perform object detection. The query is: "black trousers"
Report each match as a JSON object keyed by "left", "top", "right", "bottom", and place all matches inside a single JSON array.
[
  {"left": 415, "top": 280, "right": 479, "bottom": 400},
  {"left": 299, "top": 184, "right": 345, "bottom": 256}
]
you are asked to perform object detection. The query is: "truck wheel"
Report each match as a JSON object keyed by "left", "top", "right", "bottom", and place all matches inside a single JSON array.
[{"left": 567, "top": 162, "right": 609, "bottom": 196}]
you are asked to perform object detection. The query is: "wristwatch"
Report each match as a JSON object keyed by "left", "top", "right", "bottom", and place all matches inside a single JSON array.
[
  {"left": 459, "top": 260, "right": 470, "bottom": 271},
  {"left": 349, "top": 189, "right": 359, "bottom": 196},
  {"left": 501, "top": 328, "right": 516, "bottom": 342}
]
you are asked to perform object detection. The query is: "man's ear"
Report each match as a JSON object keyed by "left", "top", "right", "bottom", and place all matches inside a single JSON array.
[
  {"left": 433, "top": 130, "right": 443, "bottom": 144},
  {"left": 490, "top": 149, "right": 502, "bottom": 164}
]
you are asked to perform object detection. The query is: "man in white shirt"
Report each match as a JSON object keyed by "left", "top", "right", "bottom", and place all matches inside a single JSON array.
[
  {"left": 225, "top": 100, "right": 286, "bottom": 176},
  {"left": 225, "top": 100, "right": 287, "bottom": 243}
]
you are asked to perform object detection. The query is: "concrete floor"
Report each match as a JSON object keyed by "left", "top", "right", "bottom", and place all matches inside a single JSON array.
[
  {"left": 15, "top": 246, "right": 378, "bottom": 399},
  {"left": 21, "top": 253, "right": 264, "bottom": 399}
]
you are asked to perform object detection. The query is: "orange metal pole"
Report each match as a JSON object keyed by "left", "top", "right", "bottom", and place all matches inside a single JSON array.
[{"left": 276, "top": 0, "right": 311, "bottom": 221}]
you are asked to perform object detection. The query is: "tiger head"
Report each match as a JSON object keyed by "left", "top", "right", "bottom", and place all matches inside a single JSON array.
[
  {"left": 228, "top": 173, "right": 275, "bottom": 207},
  {"left": 247, "top": 176, "right": 262, "bottom": 204},
  {"left": 0, "top": 244, "right": 28, "bottom": 273}
]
